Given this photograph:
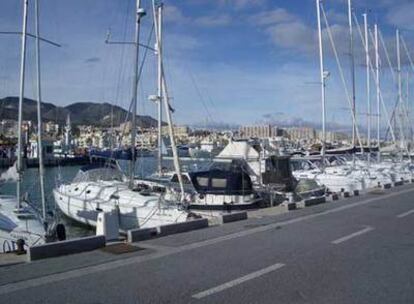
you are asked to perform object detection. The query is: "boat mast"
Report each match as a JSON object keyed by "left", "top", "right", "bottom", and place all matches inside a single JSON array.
[
  {"left": 129, "top": 0, "right": 145, "bottom": 187},
  {"left": 16, "top": 0, "right": 29, "bottom": 210},
  {"left": 348, "top": 0, "right": 357, "bottom": 162},
  {"left": 154, "top": 1, "right": 163, "bottom": 176},
  {"left": 35, "top": 0, "right": 47, "bottom": 221},
  {"left": 316, "top": 0, "right": 326, "bottom": 171},
  {"left": 161, "top": 56, "right": 186, "bottom": 200},
  {"left": 363, "top": 13, "right": 371, "bottom": 164},
  {"left": 374, "top": 24, "right": 381, "bottom": 162},
  {"left": 396, "top": 29, "right": 404, "bottom": 159}
]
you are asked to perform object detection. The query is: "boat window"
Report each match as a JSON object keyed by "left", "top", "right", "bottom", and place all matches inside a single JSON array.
[
  {"left": 86, "top": 190, "right": 91, "bottom": 194},
  {"left": 182, "top": 175, "right": 191, "bottom": 184},
  {"left": 171, "top": 174, "right": 191, "bottom": 184},
  {"left": 197, "top": 177, "right": 209, "bottom": 187},
  {"left": 211, "top": 178, "right": 227, "bottom": 188}
]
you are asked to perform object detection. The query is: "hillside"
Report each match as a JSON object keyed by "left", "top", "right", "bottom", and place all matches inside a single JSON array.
[{"left": 0, "top": 96, "right": 160, "bottom": 128}]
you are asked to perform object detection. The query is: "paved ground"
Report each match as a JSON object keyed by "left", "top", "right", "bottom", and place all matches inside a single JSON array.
[{"left": 1, "top": 184, "right": 414, "bottom": 304}]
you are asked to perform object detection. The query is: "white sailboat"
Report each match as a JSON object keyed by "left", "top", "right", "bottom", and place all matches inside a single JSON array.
[
  {"left": 54, "top": 0, "right": 191, "bottom": 231},
  {"left": 1, "top": 0, "right": 61, "bottom": 252}
]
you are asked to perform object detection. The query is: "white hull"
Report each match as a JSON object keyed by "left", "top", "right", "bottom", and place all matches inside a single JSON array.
[
  {"left": 53, "top": 181, "right": 189, "bottom": 231},
  {"left": 0, "top": 195, "right": 45, "bottom": 253}
]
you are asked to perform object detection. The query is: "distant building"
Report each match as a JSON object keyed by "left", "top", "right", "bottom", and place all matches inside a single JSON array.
[
  {"left": 43, "top": 121, "right": 59, "bottom": 135},
  {"left": 161, "top": 125, "right": 190, "bottom": 140},
  {"left": 238, "top": 124, "right": 282, "bottom": 139},
  {"left": 286, "top": 127, "right": 317, "bottom": 141}
]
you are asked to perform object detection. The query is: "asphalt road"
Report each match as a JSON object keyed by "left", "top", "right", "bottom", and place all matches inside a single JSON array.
[{"left": 1, "top": 184, "right": 414, "bottom": 304}]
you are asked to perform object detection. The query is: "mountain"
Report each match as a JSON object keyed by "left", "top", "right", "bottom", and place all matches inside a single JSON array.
[{"left": 0, "top": 96, "right": 160, "bottom": 128}]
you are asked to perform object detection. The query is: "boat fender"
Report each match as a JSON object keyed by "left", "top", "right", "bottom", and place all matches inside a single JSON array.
[
  {"left": 56, "top": 224, "right": 67, "bottom": 241},
  {"left": 16, "top": 239, "right": 26, "bottom": 254},
  {"left": 186, "top": 212, "right": 202, "bottom": 220}
]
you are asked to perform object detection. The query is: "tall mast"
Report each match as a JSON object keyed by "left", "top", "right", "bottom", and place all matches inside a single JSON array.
[
  {"left": 374, "top": 24, "right": 381, "bottom": 162},
  {"left": 16, "top": 0, "right": 29, "bottom": 209},
  {"left": 129, "top": 0, "right": 145, "bottom": 187},
  {"left": 363, "top": 13, "right": 370, "bottom": 163},
  {"left": 396, "top": 29, "right": 404, "bottom": 156},
  {"left": 35, "top": 0, "right": 46, "bottom": 220},
  {"left": 316, "top": 0, "right": 326, "bottom": 171},
  {"left": 348, "top": 0, "right": 357, "bottom": 157},
  {"left": 156, "top": 3, "right": 163, "bottom": 176}
]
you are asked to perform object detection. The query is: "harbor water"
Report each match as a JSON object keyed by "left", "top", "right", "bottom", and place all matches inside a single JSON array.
[{"left": 0, "top": 157, "right": 209, "bottom": 238}]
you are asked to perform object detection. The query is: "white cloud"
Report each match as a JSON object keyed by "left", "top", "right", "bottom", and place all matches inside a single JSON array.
[
  {"left": 249, "top": 8, "right": 296, "bottom": 26},
  {"left": 194, "top": 14, "right": 232, "bottom": 27},
  {"left": 218, "top": 0, "right": 267, "bottom": 10},
  {"left": 386, "top": 2, "right": 414, "bottom": 30},
  {"left": 164, "top": 5, "right": 190, "bottom": 24},
  {"left": 266, "top": 21, "right": 316, "bottom": 54}
]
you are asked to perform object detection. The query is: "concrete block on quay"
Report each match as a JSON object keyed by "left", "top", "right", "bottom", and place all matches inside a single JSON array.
[
  {"left": 303, "top": 196, "right": 326, "bottom": 207},
  {"left": 331, "top": 193, "right": 339, "bottom": 201},
  {"left": 394, "top": 181, "right": 404, "bottom": 187},
  {"left": 342, "top": 191, "right": 350, "bottom": 198},
  {"left": 353, "top": 190, "right": 360, "bottom": 196},
  {"left": 382, "top": 183, "right": 392, "bottom": 189},
  {"left": 282, "top": 202, "right": 297, "bottom": 211},
  {"left": 219, "top": 211, "right": 248, "bottom": 224},
  {"left": 158, "top": 218, "right": 209, "bottom": 236},
  {"left": 28, "top": 235, "right": 106, "bottom": 261},
  {"left": 127, "top": 227, "right": 158, "bottom": 243}
]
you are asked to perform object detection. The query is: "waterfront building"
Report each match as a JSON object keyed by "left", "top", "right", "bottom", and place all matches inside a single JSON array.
[{"left": 238, "top": 124, "right": 282, "bottom": 139}]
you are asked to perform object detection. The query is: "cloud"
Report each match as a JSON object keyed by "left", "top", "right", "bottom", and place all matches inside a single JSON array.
[
  {"left": 84, "top": 57, "right": 101, "bottom": 63},
  {"left": 266, "top": 21, "right": 316, "bottom": 54},
  {"left": 249, "top": 8, "right": 296, "bottom": 26},
  {"left": 194, "top": 14, "right": 232, "bottom": 27},
  {"left": 218, "top": 0, "right": 267, "bottom": 10},
  {"left": 386, "top": 2, "right": 414, "bottom": 30},
  {"left": 164, "top": 4, "right": 190, "bottom": 24}
]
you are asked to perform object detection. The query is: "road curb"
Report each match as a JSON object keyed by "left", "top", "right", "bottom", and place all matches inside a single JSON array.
[
  {"left": 28, "top": 235, "right": 106, "bottom": 261},
  {"left": 127, "top": 227, "right": 158, "bottom": 243},
  {"left": 219, "top": 211, "right": 248, "bottom": 224},
  {"left": 158, "top": 219, "right": 209, "bottom": 236}
]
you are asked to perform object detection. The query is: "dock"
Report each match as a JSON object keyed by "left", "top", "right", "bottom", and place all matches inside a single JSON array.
[{"left": 1, "top": 183, "right": 414, "bottom": 303}]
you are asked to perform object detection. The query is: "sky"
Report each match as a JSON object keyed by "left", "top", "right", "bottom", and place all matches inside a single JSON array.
[{"left": 1, "top": 0, "right": 414, "bottom": 131}]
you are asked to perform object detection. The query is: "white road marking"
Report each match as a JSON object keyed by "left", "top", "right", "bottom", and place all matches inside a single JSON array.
[
  {"left": 192, "top": 263, "right": 285, "bottom": 299},
  {"left": 331, "top": 226, "right": 374, "bottom": 245},
  {"left": 1, "top": 186, "right": 414, "bottom": 295},
  {"left": 397, "top": 208, "right": 414, "bottom": 218}
]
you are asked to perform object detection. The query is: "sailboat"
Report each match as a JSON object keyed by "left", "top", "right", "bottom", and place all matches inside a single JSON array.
[
  {"left": 53, "top": 0, "right": 192, "bottom": 231},
  {"left": 0, "top": 0, "right": 61, "bottom": 253}
]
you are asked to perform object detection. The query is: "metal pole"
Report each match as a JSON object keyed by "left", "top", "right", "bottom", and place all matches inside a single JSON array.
[
  {"left": 129, "top": 0, "right": 144, "bottom": 187},
  {"left": 375, "top": 24, "right": 381, "bottom": 162},
  {"left": 363, "top": 13, "right": 371, "bottom": 164},
  {"left": 16, "top": 0, "right": 29, "bottom": 209},
  {"left": 316, "top": 0, "right": 326, "bottom": 171},
  {"left": 35, "top": 0, "right": 47, "bottom": 221},
  {"left": 348, "top": 0, "right": 357, "bottom": 159},
  {"left": 161, "top": 70, "right": 185, "bottom": 201},
  {"left": 397, "top": 29, "right": 404, "bottom": 158},
  {"left": 157, "top": 4, "right": 163, "bottom": 176}
]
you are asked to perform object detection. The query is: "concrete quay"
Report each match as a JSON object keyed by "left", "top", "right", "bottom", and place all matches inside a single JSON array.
[{"left": 0, "top": 182, "right": 413, "bottom": 303}]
